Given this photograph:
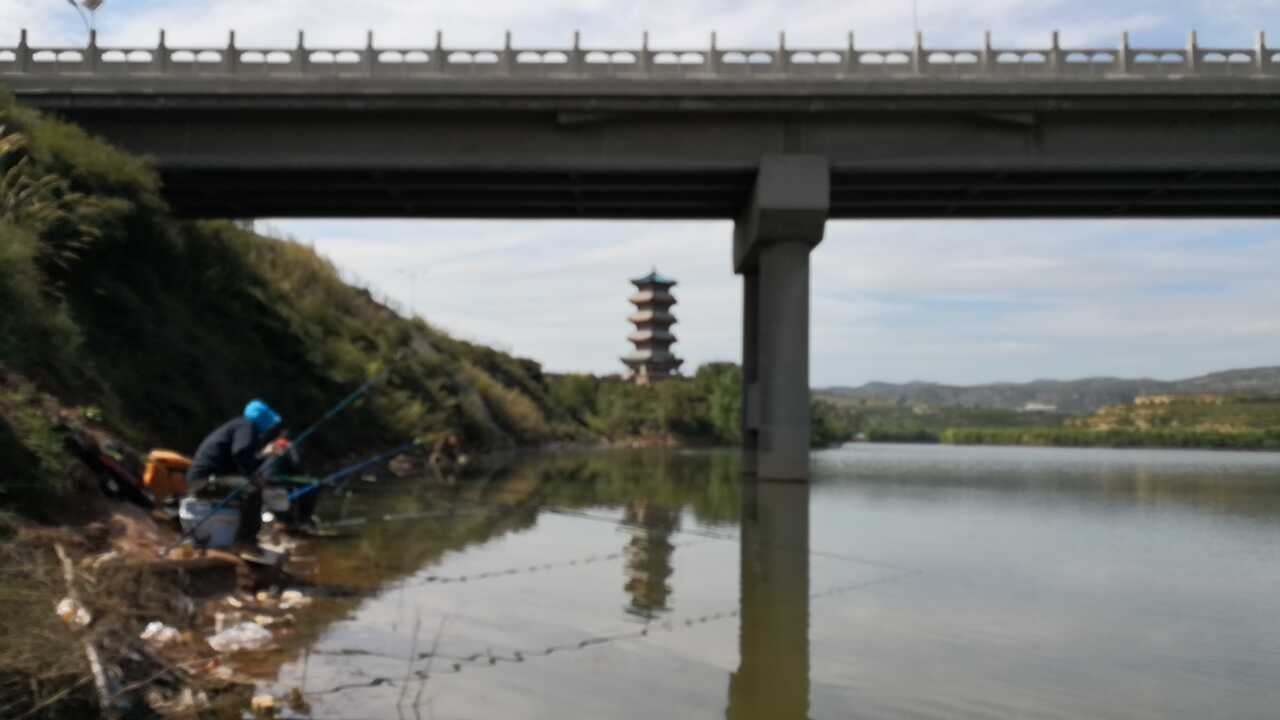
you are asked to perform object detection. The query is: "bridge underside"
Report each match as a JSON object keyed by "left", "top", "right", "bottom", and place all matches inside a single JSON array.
[
  {"left": 161, "top": 167, "right": 1280, "bottom": 219},
  {"left": 16, "top": 89, "right": 1280, "bottom": 220}
]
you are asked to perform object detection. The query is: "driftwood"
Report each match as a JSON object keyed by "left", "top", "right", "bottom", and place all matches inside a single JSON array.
[{"left": 53, "top": 543, "right": 118, "bottom": 720}]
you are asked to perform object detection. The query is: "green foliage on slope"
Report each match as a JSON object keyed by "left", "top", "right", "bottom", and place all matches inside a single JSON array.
[{"left": 0, "top": 95, "right": 583, "bottom": 512}]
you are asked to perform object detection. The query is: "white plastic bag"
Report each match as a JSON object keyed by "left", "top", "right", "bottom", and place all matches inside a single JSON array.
[
  {"left": 279, "top": 589, "right": 311, "bottom": 610},
  {"left": 206, "top": 621, "right": 273, "bottom": 653},
  {"left": 55, "top": 597, "right": 92, "bottom": 628},
  {"left": 140, "top": 621, "right": 181, "bottom": 647}
]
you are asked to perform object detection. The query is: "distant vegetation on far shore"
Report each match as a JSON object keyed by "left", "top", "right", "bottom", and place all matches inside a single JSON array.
[
  {"left": 818, "top": 392, "right": 1280, "bottom": 451},
  {"left": 549, "top": 364, "right": 859, "bottom": 449}
]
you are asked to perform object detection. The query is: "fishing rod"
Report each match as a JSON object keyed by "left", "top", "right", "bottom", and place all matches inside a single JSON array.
[{"left": 288, "top": 439, "right": 423, "bottom": 503}]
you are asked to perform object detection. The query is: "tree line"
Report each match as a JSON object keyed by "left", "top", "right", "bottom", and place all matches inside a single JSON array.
[{"left": 549, "top": 363, "right": 857, "bottom": 448}]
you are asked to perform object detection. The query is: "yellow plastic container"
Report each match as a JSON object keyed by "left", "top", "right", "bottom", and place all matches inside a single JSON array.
[{"left": 143, "top": 449, "right": 192, "bottom": 502}]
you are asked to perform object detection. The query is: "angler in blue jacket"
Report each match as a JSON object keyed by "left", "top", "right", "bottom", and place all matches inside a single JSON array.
[{"left": 187, "top": 399, "right": 284, "bottom": 545}]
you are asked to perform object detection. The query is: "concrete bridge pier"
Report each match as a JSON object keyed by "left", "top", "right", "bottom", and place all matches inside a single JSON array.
[{"left": 735, "top": 155, "right": 829, "bottom": 481}]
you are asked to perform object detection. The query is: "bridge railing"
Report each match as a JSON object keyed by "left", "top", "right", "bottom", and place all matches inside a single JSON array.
[{"left": 2, "top": 29, "right": 1278, "bottom": 81}]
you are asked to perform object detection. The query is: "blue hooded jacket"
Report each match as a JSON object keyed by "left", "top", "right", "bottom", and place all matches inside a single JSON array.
[{"left": 244, "top": 399, "right": 282, "bottom": 433}]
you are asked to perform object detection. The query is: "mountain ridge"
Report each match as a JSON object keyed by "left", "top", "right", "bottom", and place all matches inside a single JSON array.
[{"left": 818, "top": 366, "right": 1280, "bottom": 414}]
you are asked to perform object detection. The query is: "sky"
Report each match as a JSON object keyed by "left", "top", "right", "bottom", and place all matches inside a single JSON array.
[{"left": 5, "top": 0, "right": 1280, "bottom": 387}]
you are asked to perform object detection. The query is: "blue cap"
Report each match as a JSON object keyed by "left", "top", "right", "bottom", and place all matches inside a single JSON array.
[{"left": 244, "top": 399, "right": 282, "bottom": 433}]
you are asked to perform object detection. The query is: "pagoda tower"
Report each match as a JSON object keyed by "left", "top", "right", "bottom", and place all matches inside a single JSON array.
[{"left": 622, "top": 269, "right": 683, "bottom": 385}]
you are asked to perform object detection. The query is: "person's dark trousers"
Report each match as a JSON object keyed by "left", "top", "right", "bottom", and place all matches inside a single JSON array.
[{"left": 237, "top": 487, "right": 263, "bottom": 543}]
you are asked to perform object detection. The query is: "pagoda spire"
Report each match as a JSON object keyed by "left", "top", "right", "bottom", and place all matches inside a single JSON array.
[{"left": 622, "top": 268, "right": 683, "bottom": 384}]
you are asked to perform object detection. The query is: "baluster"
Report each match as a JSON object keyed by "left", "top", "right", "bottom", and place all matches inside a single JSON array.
[
  {"left": 434, "top": 30, "right": 444, "bottom": 73},
  {"left": 1256, "top": 30, "right": 1268, "bottom": 72},
  {"left": 844, "top": 31, "right": 856, "bottom": 74},
  {"left": 640, "top": 31, "right": 650, "bottom": 74},
  {"left": 158, "top": 29, "right": 169, "bottom": 73},
  {"left": 365, "top": 30, "right": 375, "bottom": 76},
  {"left": 17, "top": 29, "right": 30, "bottom": 73},
  {"left": 571, "top": 30, "right": 583, "bottom": 73},
  {"left": 296, "top": 30, "right": 306, "bottom": 74},
  {"left": 1049, "top": 30, "right": 1060, "bottom": 71},
  {"left": 501, "top": 30, "right": 513, "bottom": 74},
  {"left": 1117, "top": 31, "right": 1130, "bottom": 74},
  {"left": 981, "top": 30, "right": 993, "bottom": 70},
  {"left": 1186, "top": 30, "right": 1198, "bottom": 73},
  {"left": 88, "top": 29, "right": 98, "bottom": 70},
  {"left": 912, "top": 30, "right": 923, "bottom": 74},
  {"left": 776, "top": 31, "right": 787, "bottom": 72},
  {"left": 226, "top": 30, "right": 237, "bottom": 74},
  {"left": 709, "top": 31, "right": 719, "bottom": 73}
]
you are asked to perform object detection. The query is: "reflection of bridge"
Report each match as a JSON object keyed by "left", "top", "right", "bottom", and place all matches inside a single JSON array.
[{"left": 7, "top": 30, "right": 1280, "bottom": 478}]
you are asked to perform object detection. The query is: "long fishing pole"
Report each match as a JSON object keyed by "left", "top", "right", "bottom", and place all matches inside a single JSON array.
[{"left": 288, "top": 439, "right": 423, "bottom": 503}]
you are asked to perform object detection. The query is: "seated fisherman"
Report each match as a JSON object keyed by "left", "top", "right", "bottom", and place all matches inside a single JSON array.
[{"left": 186, "top": 399, "right": 284, "bottom": 547}]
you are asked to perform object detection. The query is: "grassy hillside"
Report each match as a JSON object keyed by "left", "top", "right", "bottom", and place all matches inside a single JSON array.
[
  {"left": 0, "top": 94, "right": 587, "bottom": 514},
  {"left": 1071, "top": 395, "right": 1280, "bottom": 433}
]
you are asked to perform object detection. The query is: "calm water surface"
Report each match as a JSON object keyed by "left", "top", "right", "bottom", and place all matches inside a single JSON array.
[{"left": 265, "top": 445, "right": 1280, "bottom": 719}]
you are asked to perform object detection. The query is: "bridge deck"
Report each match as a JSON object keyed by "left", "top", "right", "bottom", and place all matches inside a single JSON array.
[{"left": 5, "top": 31, "right": 1280, "bottom": 219}]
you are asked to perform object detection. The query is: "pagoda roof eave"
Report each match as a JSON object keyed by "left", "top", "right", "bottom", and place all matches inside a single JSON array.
[{"left": 631, "top": 268, "right": 677, "bottom": 287}]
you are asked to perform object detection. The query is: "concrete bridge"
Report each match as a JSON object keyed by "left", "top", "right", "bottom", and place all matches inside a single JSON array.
[{"left": 5, "top": 29, "right": 1280, "bottom": 479}]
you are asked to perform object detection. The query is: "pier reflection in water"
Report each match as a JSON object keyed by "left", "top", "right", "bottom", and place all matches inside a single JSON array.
[
  {"left": 264, "top": 445, "right": 1280, "bottom": 719},
  {"left": 729, "top": 479, "right": 810, "bottom": 720}
]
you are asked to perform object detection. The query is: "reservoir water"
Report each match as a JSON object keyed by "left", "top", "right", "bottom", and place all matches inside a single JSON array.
[{"left": 264, "top": 444, "right": 1280, "bottom": 719}]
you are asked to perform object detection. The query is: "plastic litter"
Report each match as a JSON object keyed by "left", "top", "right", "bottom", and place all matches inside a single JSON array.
[
  {"left": 88, "top": 551, "right": 121, "bottom": 570},
  {"left": 55, "top": 597, "right": 92, "bottom": 628},
  {"left": 251, "top": 694, "right": 277, "bottom": 715},
  {"left": 206, "top": 621, "right": 273, "bottom": 653},
  {"left": 279, "top": 589, "right": 311, "bottom": 610},
  {"left": 140, "top": 621, "right": 181, "bottom": 647}
]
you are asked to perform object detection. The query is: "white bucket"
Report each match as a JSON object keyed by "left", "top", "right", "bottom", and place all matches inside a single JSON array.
[{"left": 178, "top": 498, "right": 241, "bottom": 548}]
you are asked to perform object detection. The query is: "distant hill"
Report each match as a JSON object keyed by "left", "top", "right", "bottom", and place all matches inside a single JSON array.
[{"left": 819, "top": 366, "right": 1280, "bottom": 415}]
